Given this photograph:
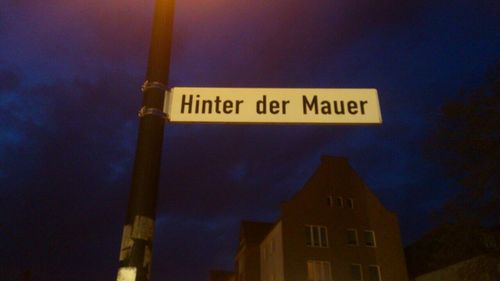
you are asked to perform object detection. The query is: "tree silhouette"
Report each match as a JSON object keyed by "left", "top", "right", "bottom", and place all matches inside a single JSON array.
[
  {"left": 405, "top": 223, "right": 500, "bottom": 279},
  {"left": 425, "top": 62, "right": 499, "bottom": 224}
]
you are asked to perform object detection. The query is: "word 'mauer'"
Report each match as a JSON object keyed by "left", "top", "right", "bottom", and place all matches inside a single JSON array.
[{"left": 303, "top": 95, "right": 369, "bottom": 115}]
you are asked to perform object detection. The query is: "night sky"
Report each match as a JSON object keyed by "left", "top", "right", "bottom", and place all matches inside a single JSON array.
[{"left": 0, "top": 0, "right": 498, "bottom": 280}]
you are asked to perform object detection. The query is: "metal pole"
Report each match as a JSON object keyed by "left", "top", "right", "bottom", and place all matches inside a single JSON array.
[{"left": 117, "top": 1, "right": 175, "bottom": 280}]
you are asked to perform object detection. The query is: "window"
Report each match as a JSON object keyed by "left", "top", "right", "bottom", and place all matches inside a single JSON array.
[
  {"left": 347, "top": 198, "right": 354, "bottom": 209},
  {"left": 336, "top": 197, "right": 344, "bottom": 208},
  {"left": 237, "top": 259, "right": 244, "bottom": 281},
  {"left": 350, "top": 264, "right": 362, "bottom": 281},
  {"left": 347, "top": 229, "right": 358, "bottom": 245},
  {"left": 364, "top": 230, "right": 376, "bottom": 247},
  {"left": 305, "top": 225, "right": 328, "bottom": 247},
  {"left": 327, "top": 196, "right": 333, "bottom": 207},
  {"left": 368, "top": 266, "right": 381, "bottom": 281},
  {"left": 307, "top": 260, "right": 332, "bottom": 281}
]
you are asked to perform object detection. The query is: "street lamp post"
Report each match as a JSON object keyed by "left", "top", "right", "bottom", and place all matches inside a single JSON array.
[{"left": 117, "top": 1, "right": 175, "bottom": 281}]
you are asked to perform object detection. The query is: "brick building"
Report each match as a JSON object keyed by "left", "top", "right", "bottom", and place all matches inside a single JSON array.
[{"left": 217, "top": 156, "right": 409, "bottom": 281}]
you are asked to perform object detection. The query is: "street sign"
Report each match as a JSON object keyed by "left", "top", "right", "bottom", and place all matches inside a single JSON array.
[{"left": 165, "top": 87, "right": 382, "bottom": 124}]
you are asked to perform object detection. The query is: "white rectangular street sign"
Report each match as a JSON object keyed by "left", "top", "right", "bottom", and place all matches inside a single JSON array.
[{"left": 165, "top": 87, "right": 382, "bottom": 124}]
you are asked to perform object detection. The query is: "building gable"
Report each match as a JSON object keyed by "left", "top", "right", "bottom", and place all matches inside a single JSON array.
[
  {"left": 223, "top": 156, "right": 409, "bottom": 281},
  {"left": 281, "top": 156, "right": 389, "bottom": 218}
]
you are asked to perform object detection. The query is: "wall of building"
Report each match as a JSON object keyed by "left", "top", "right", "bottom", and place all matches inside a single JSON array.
[
  {"left": 280, "top": 157, "right": 341, "bottom": 281},
  {"left": 235, "top": 221, "right": 274, "bottom": 281},
  {"left": 209, "top": 270, "right": 235, "bottom": 281},
  {"left": 227, "top": 156, "right": 409, "bottom": 281},
  {"left": 279, "top": 156, "right": 409, "bottom": 281},
  {"left": 365, "top": 189, "right": 409, "bottom": 281},
  {"left": 260, "top": 222, "right": 285, "bottom": 281},
  {"left": 236, "top": 245, "right": 262, "bottom": 281}
]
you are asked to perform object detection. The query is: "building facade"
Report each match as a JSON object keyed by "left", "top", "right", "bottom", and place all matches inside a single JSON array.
[
  {"left": 236, "top": 221, "right": 274, "bottom": 281},
  {"left": 227, "top": 156, "right": 409, "bottom": 281}
]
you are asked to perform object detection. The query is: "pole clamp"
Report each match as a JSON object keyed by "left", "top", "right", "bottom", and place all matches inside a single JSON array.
[
  {"left": 138, "top": 106, "right": 167, "bottom": 119},
  {"left": 141, "top": 81, "right": 166, "bottom": 93}
]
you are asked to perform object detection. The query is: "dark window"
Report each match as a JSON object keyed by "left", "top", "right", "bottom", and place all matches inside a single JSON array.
[
  {"left": 350, "top": 264, "right": 362, "bottom": 281},
  {"left": 364, "top": 230, "right": 376, "bottom": 247},
  {"left": 305, "top": 225, "right": 329, "bottom": 248},
  {"left": 336, "top": 197, "right": 344, "bottom": 208},
  {"left": 312, "top": 226, "right": 320, "bottom": 247},
  {"left": 306, "top": 227, "right": 312, "bottom": 246},
  {"left": 327, "top": 196, "right": 333, "bottom": 207},
  {"left": 347, "top": 229, "right": 358, "bottom": 245},
  {"left": 320, "top": 227, "right": 328, "bottom": 247},
  {"left": 307, "top": 260, "right": 332, "bottom": 281},
  {"left": 368, "top": 266, "right": 381, "bottom": 281},
  {"left": 348, "top": 198, "right": 354, "bottom": 209}
]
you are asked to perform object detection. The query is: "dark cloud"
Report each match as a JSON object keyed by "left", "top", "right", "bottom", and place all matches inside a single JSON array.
[
  {"left": 152, "top": 214, "right": 239, "bottom": 281},
  {"left": 0, "top": 1, "right": 153, "bottom": 83},
  {"left": 0, "top": 71, "right": 139, "bottom": 280},
  {"left": 170, "top": 0, "right": 437, "bottom": 86},
  {"left": 0, "top": 68, "right": 19, "bottom": 92}
]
